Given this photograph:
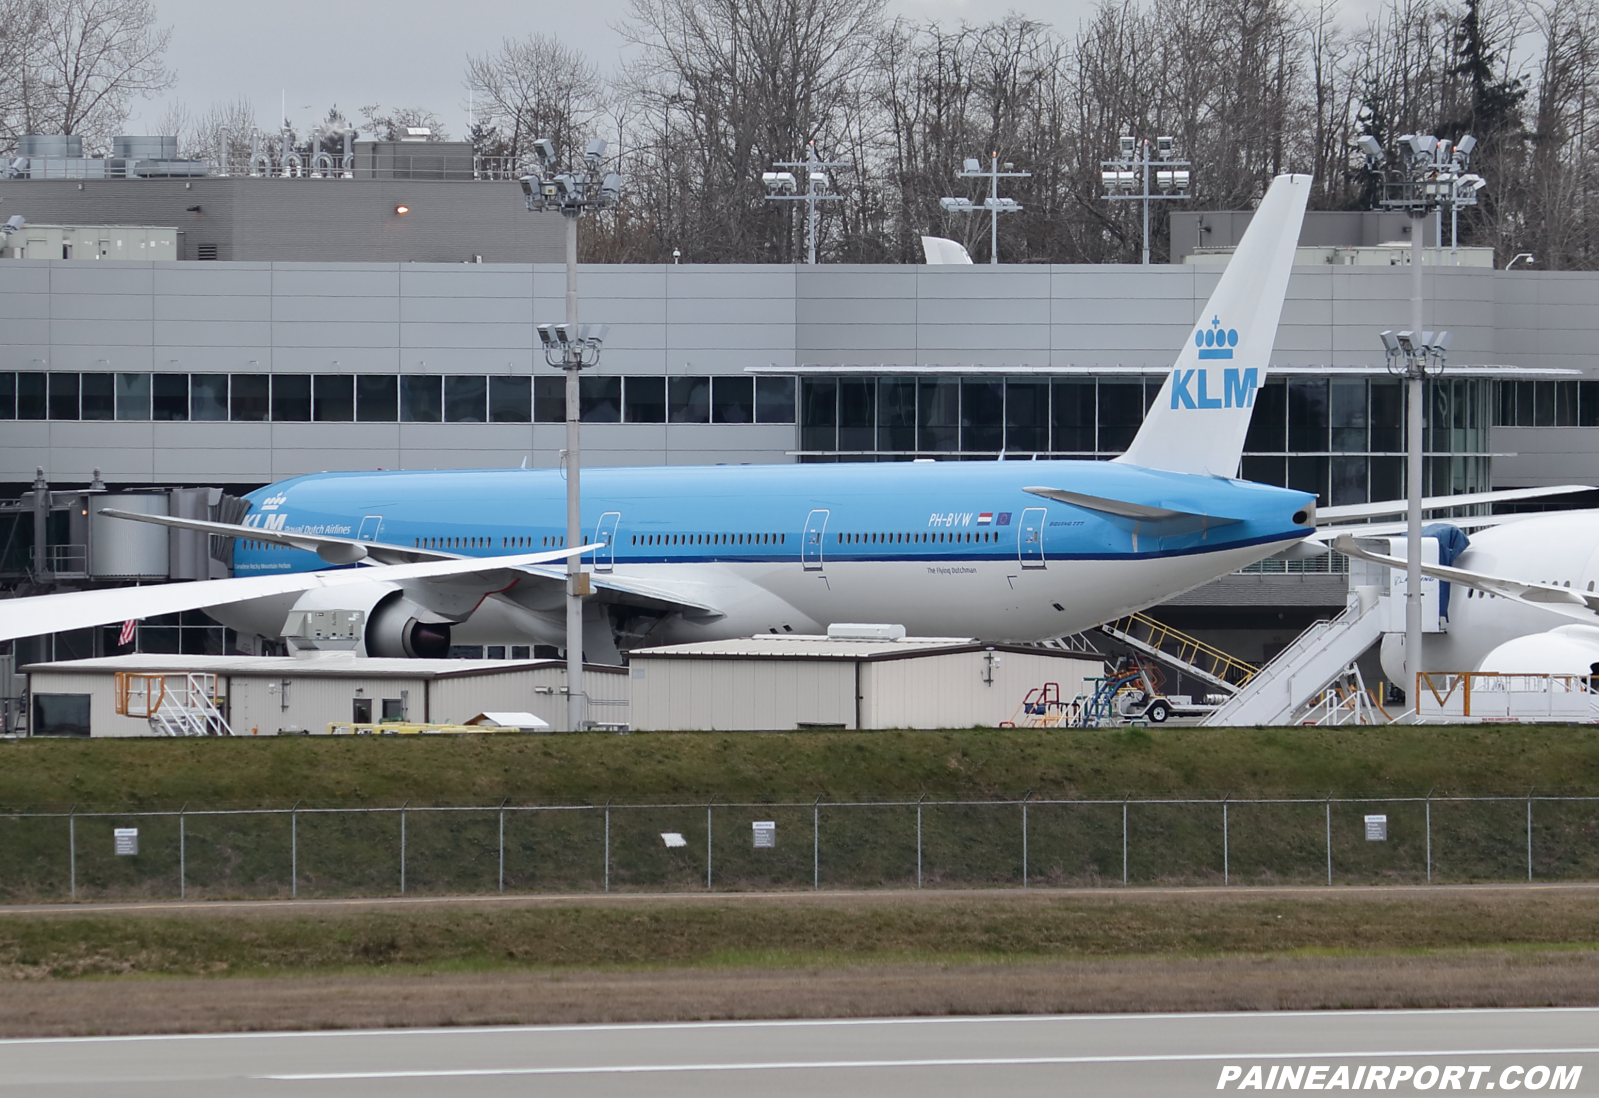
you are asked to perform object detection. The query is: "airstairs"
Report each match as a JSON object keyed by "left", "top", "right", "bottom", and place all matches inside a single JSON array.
[
  {"left": 1098, "top": 611, "right": 1257, "bottom": 694},
  {"left": 1200, "top": 588, "right": 1385, "bottom": 727},
  {"left": 114, "top": 672, "right": 234, "bottom": 736},
  {"left": 1036, "top": 632, "right": 1103, "bottom": 656}
]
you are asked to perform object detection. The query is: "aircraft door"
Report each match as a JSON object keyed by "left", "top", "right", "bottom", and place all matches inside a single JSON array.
[
  {"left": 802, "top": 509, "right": 829, "bottom": 571},
  {"left": 357, "top": 516, "right": 382, "bottom": 541},
  {"left": 593, "top": 511, "right": 621, "bottom": 572},
  {"left": 1019, "top": 507, "right": 1047, "bottom": 569}
]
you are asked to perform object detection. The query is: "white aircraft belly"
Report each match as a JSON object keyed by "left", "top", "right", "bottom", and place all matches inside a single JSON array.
[
  {"left": 202, "top": 541, "right": 1288, "bottom": 652},
  {"left": 629, "top": 540, "right": 1281, "bottom": 643}
]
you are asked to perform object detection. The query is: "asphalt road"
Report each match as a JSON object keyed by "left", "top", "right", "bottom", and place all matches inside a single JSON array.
[{"left": 3, "top": 1009, "right": 1597, "bottom": 1097}]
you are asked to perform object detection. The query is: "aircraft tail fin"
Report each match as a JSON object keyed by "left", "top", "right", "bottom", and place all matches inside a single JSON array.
[{"left": 1115, "top": 173, "right": 1312, "bottom": 478}]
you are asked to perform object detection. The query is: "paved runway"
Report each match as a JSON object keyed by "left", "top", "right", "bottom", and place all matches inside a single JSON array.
[{"left": 2, "top": 1009, "right": 1596, "bottom": 1096}]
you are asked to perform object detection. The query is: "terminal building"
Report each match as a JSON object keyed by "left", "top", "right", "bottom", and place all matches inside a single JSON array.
[{"left": 2, "top": 138, "right": 1597, "bottom": 726}]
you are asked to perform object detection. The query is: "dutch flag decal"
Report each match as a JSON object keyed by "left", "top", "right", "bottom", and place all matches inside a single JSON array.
[{"left": 977, "top": 513, "right": 993, "bottom": 525}]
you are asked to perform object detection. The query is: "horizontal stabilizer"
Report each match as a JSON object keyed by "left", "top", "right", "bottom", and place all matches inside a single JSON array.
[
  {"left": 1332, "top": 534, "right": 1599, "bottom": 623},
  {"left": 1315, "top": 485, "right": 1593, "bottom": 525},
  {"left": 1023, "top": 486, "right": 1241, "bottom": 526}
]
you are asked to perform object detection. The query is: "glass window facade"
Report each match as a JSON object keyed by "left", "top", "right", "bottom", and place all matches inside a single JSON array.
[
  {"left": 488, "top": 376, "right": 530, "bottom": 423},
  {"left": 400, "top": 375, "right": 442, "bottom": 422},
  {"left": 791, "top": 374, "right": 1500, "bottom": 505},
  {"left": 0, "top": 371, "right": 802, "bottom": 429},
  {"left": 271, "top": 375, "right": 311, "bottom": 421},
  {"left": 357, "top": 375, "right": 398, "bottom": 422},
  {"left": 1493, "top": 379, "right": 1599, "bottom": 428},
  {"left": 191, "top": 374, "right": 229, "bottom": 421}
]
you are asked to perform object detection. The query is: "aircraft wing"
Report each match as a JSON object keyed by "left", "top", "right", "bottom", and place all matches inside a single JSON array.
[
  {"left": 1298, "top": 512, "right": 1542, "bottom": 546},
  {"left": 1022, "top": 487, "right": 1242, "bottom": 526},
  {"left": 1331, "top": 534, "right": 1599, "bottom": 622},
  {"left": 0, "top": 545, "right": 601, "bottom": 644},
  {"left": 512, "top": 567, "right": 724, "bottom": 617},
  {"left": 1315, "top": 485, "right": 1592, "bottom": 524},
  {"left": 99, "top": 508, "right": 450, "bottom": 566}
]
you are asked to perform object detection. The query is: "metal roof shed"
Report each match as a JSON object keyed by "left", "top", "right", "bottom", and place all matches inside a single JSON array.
[
  {"left": 21, "top": 652, "right": 628, "bottom": 737},
  {"left": 627, "top": 634, "right": 1102, "bottom": 731}
]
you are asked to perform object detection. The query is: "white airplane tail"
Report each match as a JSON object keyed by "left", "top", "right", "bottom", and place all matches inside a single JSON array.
[{"left": 1116, "top": 173, "right": 1312, "bottom": 479}]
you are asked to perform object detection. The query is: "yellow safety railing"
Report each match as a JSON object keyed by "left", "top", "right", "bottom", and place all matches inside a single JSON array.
[
  {"left": 322, "top": 722, "right": 496, "bottom": 736},
  {"left": 1106, "top": 611, "right": 1257, "bottom": 689}
]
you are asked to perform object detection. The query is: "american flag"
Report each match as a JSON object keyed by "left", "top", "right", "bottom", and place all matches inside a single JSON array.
[{"left": 118, "top": 619, "right": 137, "bottom": 647}]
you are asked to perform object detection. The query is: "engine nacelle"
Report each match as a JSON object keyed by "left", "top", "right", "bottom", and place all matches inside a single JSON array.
[
  {"left": 276, "top": 583, "right": 456, "bottom": 659},
  {"left": 365, "top": 593, "right": 453, "bottom": 658},
  {"left": 1478, "top": 624, "right": 1599, "bottom": 676}
]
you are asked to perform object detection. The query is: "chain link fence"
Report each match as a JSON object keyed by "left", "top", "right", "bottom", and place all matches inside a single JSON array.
[{"left": 3, "top": 795, "right": 1596, "bottom": 903}]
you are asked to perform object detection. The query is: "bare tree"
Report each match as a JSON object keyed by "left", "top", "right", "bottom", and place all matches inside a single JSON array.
[
  {"left": 359, "top": 104, "right": 448, "bottom": 141},
  {"left": 618, "top": 0, "right": 888, "bottom": 262},
  {"left": 465, "top": 33, "right": 601, "bottom": 161},
  {"left": 17, "top": 0, "right": 173, "bottom": 150}
]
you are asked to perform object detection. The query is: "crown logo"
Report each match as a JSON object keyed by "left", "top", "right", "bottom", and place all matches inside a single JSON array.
[{"left": 1195, "top": 315, "right": 1238, "bottom": 359}]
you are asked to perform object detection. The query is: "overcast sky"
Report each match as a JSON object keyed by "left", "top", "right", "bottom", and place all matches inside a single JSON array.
[
  {"left": 131, "top": 0, "right": 1395, "bottom": 143},
  {"left": 127, "top": 0, "right": 1113, "bottom": 141}
]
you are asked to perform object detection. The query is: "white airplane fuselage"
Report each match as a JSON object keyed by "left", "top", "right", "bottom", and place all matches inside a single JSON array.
[{"left": 1380, "top": 511, "right": 1599, "bottom": 680}]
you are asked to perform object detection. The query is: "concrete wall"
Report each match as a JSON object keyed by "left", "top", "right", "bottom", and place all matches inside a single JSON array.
[
  {"left": 0, "top": 178, "right": 567, "bottom": 264},
  {"left": 1170, "top": 210, "right": 1441, "bottom": 263}
]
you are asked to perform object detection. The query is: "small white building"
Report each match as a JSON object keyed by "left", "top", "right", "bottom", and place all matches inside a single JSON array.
[
  {"left": 628, "top": 630, "right": 1103, "bottom": 731},
  {"left": 1, "top": 223, "right": 179, "bottom": 261},
  {"left": 23, "top": 652, "right": 628, "bottom": 737}
]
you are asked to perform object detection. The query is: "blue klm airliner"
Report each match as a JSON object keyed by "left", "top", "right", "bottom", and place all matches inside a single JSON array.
[{"left": 3, "top": 174, "right": 1339, "bottom": 659}]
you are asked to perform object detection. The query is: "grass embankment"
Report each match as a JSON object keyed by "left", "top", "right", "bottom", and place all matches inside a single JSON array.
[
  {"left": 6, "top": 888, "right": 1599, "bottom": 979},
  {"left": 6, "top": 889, "right": 1599, "bottom": 1032},
  {"left": 5, "top": 724, "right": 1599, "bottom": 809},
  {"left": 2, "top": 728, "right": 1598, "bottom": 901}
]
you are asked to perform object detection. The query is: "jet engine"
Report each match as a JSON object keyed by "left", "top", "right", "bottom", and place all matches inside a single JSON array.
[
  {"left": 365, "top": 593, "right": 453, "bottom": 658},
  {"left": 272, "top": 583, "right": 458, "bottom": 659},
  {"left": 1478, "top": 624, "right": 1599, "bottom": 677}
]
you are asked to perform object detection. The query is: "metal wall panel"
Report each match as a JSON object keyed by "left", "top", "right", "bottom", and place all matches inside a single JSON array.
[
  {"left": 862, "top": 651, "right": 1099, "bottom": 730},
  {"left": 629, "top": 657, "right": 855, "bottom": 731}
]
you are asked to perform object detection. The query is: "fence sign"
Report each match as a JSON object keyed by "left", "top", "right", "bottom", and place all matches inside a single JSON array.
[
  {"left": 753, "top": 821, "right": 776, "bottom": 848},
  {"left": 1365, "top": 814, "right": 1388, "bottom": 841},
  {"left": 113, "top": 828, "right": 138, "bottom": 855}
]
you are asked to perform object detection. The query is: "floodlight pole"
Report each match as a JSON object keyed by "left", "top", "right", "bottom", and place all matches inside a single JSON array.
[
  {"left": 1100, "top": 138, "right": 1190, "bottom": 265},
  {"left": 562, "top": 208, "right": 583, "bottom": 735},
  {"left": 948, "top": 154, "right": 1030, "bottom": 265},
  {"left": 520, "top": 141, "right": 622, "bottom": 732},
  {"left": 1368, "top": 130, "right": 1476, "bottom": 700},
  {"left": 1407, "top": 213, "right": 1424, "bottom": 700},
  {"left": 767, "top": 143, "right": 850, "bottom": 264}
]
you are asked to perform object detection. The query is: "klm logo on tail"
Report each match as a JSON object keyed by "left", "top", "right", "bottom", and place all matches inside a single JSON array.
[
  {"left": 1172, "top": 316, "right": 1255, "bottom": 410},
  {"left": 1196, "top": 316, "right": 1237, "bottom": 359},
  {"left": 1171, "top": 367, "right": 1257, "bottom": 410}
]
